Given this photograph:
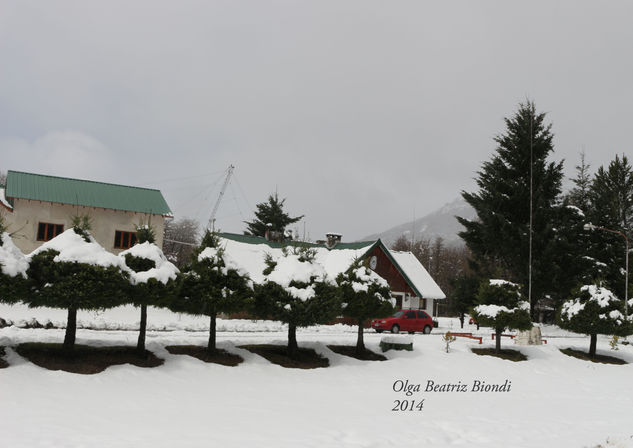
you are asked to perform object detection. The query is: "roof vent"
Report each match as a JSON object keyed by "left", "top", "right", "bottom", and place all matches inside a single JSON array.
[{"left": 325, "top": 232, "right": 342, "bottom": 249}]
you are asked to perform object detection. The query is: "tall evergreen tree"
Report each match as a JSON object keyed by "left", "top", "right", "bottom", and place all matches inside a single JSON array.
[
  {"left": 567, "top": 151, "right": 592, "bottom": 213},
  {"left": 587, "top": 155, "right": 633, "bottom": 300},
  {"left": 244, "top": 193, "right": 303, "bottom": 238},
  {"left": 458, "top": 101, "right": 564, "bottom": 316}
]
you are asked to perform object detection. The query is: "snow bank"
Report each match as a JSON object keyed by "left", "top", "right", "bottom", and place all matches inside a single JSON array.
[
  {"left": 0, "top": 233, "right": 28, "bottom": 277},
  {"left": 120, "top": 242, "right": 179, "bottom": 285}
]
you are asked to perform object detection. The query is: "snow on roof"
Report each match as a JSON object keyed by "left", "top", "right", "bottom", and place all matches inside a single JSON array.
[
  {"left": 388, "top": 251, "right": 446, "bottom": 299},
  {"left": 218, "top": 237, "right": 370, "bottom": 284}
]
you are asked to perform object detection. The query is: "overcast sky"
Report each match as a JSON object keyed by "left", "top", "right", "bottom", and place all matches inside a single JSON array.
[{"left": 1, "top": 1, "right": 631, "bottom": 241}]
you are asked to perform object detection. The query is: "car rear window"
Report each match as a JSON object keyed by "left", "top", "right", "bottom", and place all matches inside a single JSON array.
[{"left": 417, "top": 311, "right": 430, "bottom": 319}]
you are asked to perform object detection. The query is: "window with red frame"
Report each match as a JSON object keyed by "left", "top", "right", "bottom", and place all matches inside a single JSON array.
[
  {"left": 37, "top": 222, "right": 64, "bottom": 241},
  {"left": 114, "top": 230, "right": 137, "bottom": 249}
]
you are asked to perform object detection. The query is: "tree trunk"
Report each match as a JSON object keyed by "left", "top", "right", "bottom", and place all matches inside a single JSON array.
[
  {"left": 137, "top": 304, "right": 147, "bottom": 354},
  {"left": 63, "top": 307, "right": 77, "bottom": 351},
  {"left": 355, "top": 319, "right": 365, "bottom": 355},
  {"left": 589, "top": 333, "right": 597, "bottom": 358},
  {"left": 495, "top": 329, "right": 502, "bottom": 353},
  {"left": 459, "top": 313, "right": 464, "bottom": 329},
  {"left": 287, "top": 323, "right": 298, "bottom": 358},
  {"left": 208, "top": 312, "right": 217, "bottom": 353}
]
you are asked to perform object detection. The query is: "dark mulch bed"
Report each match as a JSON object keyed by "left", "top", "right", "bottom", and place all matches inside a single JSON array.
[
  {"left": 0, "top": 347, "right": 8, "bottom": 369},
  {"left": 560, "top": 348, "right": 627, "bottom": 365},
  {"left": 165, "top": 345, "right": 243, "bottom": 366},
  {"left": 15, "top": 343, "right": 164, "bottom": 374},
  {"left": 240, "top": 344, "right": 329, "bottom": 369},
  {"left": 471, "top": 347, "right": 527, "bottom": 362},
  {"left": 327, "top": 345, "right": 387, "bottom": 361}
]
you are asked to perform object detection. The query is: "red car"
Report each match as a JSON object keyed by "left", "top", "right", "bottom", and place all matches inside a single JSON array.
[{"left": 371, "top": 309, "right": 434, "bottom": 334}]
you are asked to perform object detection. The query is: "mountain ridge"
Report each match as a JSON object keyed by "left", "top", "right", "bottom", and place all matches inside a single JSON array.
[{"left": 360, "top": 197, "right": 476, "bottom": 247}]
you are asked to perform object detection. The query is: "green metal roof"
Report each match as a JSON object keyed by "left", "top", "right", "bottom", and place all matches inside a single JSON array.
[
  {"left": 218, "top": 232, "right": 377, "bottom": 251},
  {"left": 5, "top": 170, "right": 172, "bottom": 216}
]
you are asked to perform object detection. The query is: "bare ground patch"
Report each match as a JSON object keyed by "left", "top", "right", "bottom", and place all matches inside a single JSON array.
[
  {"left": 239, "top": 344, "right": 329, "bottom": 369},
  {"left": 471, "top": 347, "right": 528, "bottom": 362},
  {"left": 327, "top": 345, "right": 387, "bottom": 361},
  {"left": 165, "top": 345, "right": 243, "bottom": 366},
  {"left": 15, "top": 343, "right": 164, "bottom": 374}
]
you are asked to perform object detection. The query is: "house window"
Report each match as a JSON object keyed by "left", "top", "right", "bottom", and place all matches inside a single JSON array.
[
  {"left": 420, "top": 298, "right": 427, "bottom": 310},
  {"left": 114, "top": 230, "right": 137, "bottom": 249},
  {"left": 37, "top": 223, "right": 64, "bottom": 241}
]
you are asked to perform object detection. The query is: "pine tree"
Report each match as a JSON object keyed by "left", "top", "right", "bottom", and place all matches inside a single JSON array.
[
  {"left": 253, "top": 245, "right": 341, "bottom": 357},
  {"left": 244, "top": 193, "right": 303, "bottom": 238},
  {"left": 559, "top": 284, "right": 632, "bottom": 357},
  {"left": 471, "top": 280, "right": 532, "bottom": 353},
  {"left": 451, "top": 273, "right": 480, "bottom": 328},
  {"left": 121, "top": 224, "right": 179, "bottom": 354},
  {"left": 586, "top": 155, "right": 633, "bottom": 301},
  {"left": 458, "top": 101, "right": 564, "bottom": 316},
  {"left": 567, "top": 151, "right": 592, "bottom": 213},
  {"left": 169, "top": 230, "right": 252, "bottom": 353},
  {"left": 336, "top": 260, "right": 393, "bottom": 355},
  {"left": 26, "top": 227, "right": 129, "bottom": 350}
]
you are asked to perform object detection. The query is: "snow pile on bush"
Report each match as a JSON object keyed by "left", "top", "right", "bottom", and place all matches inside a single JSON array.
[
  {"left": 29, "top": 229, "right": 126, "bottom": 269},
  {"left": 266, "top": 253, "right": 331, "bottom": 301},
  {"left": 120, "top": 242, "right": 179, "bottom": 284},
  {"left": 561, "top": 285, "right": 629, "bottom": 325},
  {"left": 0, "top": 233, "right": 28, "bottom": 277}
]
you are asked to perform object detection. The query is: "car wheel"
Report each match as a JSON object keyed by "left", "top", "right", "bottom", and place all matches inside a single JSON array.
[
  {"left": 375, "top": 329, "right": 383, "bottom": 333},
  {"left": 423, "top": 325, "right": 431, "bottom": 334},
  {"left": 391, "top": 325, "right": 400, "bottom": 334}
]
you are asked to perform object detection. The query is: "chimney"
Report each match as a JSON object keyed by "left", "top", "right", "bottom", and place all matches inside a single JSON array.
[{"left": 325, "top": 232, "right": 342, "bottom": 249}]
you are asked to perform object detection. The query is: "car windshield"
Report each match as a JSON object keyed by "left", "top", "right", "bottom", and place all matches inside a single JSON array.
[{"left": 392, "top": 311, "right": 405, "bottom": 318}]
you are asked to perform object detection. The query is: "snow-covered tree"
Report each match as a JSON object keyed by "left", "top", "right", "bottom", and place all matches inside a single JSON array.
[
  {"left": 471, "top": 280, "right": 533, "bottom": 353},
  {"left": 120, "top": 224, "right": 179, "bottom": 354},
  {"left": 26, "top": 225, "right": 129, "bottom": 350},
  {"left": 169, "top": 230, "right": 252, "bottom": 353},
  {"left": 0, "top": 224, "right": 29, "bottom": 304},
  {"left": 244, "top": 192, "right": 303, "bottom": 239},
  {"left": 253, "top": 246, "right": 340, "bottom": 357},
  {"left": 559, "top": 284, "right": 633, "bottom": 358},
  {"left": 586, "top": 155, "right": 633, "bottom": 300},
  {"left": 336, "top": 260, "right": 393, "bottom": 355}
]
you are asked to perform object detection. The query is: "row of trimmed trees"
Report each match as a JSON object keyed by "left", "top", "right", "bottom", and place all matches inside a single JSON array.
[{"left": 0, "top": 219, "right": 394, "bottom": 358}]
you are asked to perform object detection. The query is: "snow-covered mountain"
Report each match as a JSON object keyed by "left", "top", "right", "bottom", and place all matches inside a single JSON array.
[{"left": 361, "top": 197, "right": 476, "bottom": 247}]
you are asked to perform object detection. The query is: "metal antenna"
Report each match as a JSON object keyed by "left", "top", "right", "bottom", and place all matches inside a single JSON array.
[{"left": 207, "top": 165, "right": 235, "bottom": 231}]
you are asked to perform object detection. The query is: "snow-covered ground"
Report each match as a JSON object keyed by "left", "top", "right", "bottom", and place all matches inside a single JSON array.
[{"left": 1, "top": 304, "right": 632, "bottom": 448}]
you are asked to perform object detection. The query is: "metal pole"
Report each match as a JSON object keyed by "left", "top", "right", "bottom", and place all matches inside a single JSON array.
[
  {"left": 528, "top": 110, "right": 534, "bottom": 313},
  {"left": 626, "top": 237, "right": 629, "bottom": 317}
]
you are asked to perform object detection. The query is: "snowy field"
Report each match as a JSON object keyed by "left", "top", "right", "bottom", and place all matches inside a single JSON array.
[{"left": 1, "top": 304, "right": 633, "bottom": 448}]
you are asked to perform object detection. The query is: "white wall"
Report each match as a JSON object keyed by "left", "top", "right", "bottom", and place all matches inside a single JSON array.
[{"left": 4, "top": 198, "right": 165, "bottom": 254}]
